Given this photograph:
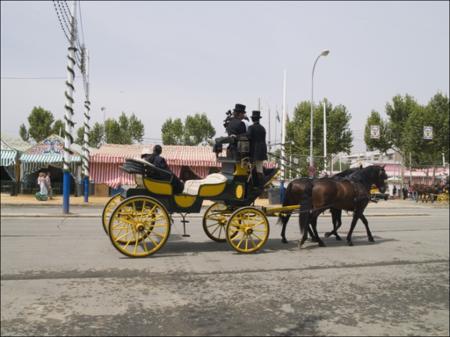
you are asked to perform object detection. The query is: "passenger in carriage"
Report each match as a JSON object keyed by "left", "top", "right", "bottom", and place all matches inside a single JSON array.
[
  {"left": 246, "top": 110, "right": 268, "bottom": 189},
  {"left": 141, "top": 145, "right": 169, "bottom": 171}
]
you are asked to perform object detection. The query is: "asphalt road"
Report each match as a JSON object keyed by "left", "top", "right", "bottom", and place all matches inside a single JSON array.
[{"left": 1, "top": 207, "right": 449, "bottom": 336}]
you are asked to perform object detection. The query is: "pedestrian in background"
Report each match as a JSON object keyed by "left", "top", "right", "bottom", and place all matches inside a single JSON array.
[
  {"left": 35, "top": 172, "right": 48, "bottom": 201},
  {"left": 45, "top": 171, "right": 53, "bottom": 200}
]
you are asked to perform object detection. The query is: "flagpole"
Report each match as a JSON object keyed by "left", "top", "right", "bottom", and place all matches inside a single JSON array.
[{"left": 280, "top": 69, "right": 287, "bottom": 203}]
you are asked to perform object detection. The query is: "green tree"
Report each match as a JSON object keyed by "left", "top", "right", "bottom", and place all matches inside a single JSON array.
[
  {"left": 21, "top": 106, "right": 55, "bottom": 142},
  {"left": 364, "top": 110, "right": 391, "bottom": 153},
  {"left": 129, "top": 113, "right": 144, "bottom": 143},
  {"left": 89, "top": 122, "right": 105, "bottom": 148},
  {"left": 104, "top": 118, "right": 122, "bottom": 144},
  {"left": 403, "top": 92, "right": 449, "bottom": 166},
  {"left": 285, "top": 99, "right": 353, "bottom": 175},
  {"left": 385, "top": 94, "right": 421, "bottom": 155},
  {"left": 161, "top": 118, "right": 184, "bottom": 145},
  {"left": 52, "top": 119, "right": 65, "bottom": 137},
  {"left": 103, "top": 112, "right": 145, "bottom": 144},
  {"left": 183, "top": 113, "right": 216, "bottom": 145},
  {"left": 19, "top": 124, "right": 29, "bottom": 142}
]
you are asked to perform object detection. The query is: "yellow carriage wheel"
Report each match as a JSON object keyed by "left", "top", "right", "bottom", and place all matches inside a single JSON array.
[
  {"left": 226, "top": 207, "right": 269, "bottom": 253},
  {"left": 202, "top": 202, "right": 232, "bottom": 242},
  {"left": 108, "top": 196, "right": 170, "bottom": 258},
  {"left": 102, "top": 193, "right": 124, "bottom": 235}
]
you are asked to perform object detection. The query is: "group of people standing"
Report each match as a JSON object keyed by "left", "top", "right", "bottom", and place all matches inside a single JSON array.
[
  {"left": 35, "top": 171, "right": 53, "bottom": 201},
  {"left": 139, "top": 103, "right": 268, "bottom": 188},
  {"left": 225, "top": 103, "right": 268, "bottom": 187}
]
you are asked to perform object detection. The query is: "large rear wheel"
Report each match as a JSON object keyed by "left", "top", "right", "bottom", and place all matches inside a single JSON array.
[
  {"left": 108, "top": 196, "right": 170, "bottom": 258},
  {"left": 225, "top": 207, "right": 269, "bottom": 253}
]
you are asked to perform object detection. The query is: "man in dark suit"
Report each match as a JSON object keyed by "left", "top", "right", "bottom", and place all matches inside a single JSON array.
[
  {"left": 141, "top": 145, "right": 169, "bottom": 171},
  {"left": 225, "top": 103, "right": 247, "bottom": 158},
  {"left": 226, "top": 103, "right": 247, "bottom": 136},
  {"left": 246, "top": 110, "right": 268, "bottom": 188}
]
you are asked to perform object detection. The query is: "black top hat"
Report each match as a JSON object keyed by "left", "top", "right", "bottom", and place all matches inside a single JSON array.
[
  {"left": 233, "top": 104, "right": 246, "bottom": 114},
  {"left": 251, "top": 110, "right": 262, "bottom": 119}
]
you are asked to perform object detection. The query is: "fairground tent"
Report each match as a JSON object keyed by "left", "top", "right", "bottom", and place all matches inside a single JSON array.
[
  {"left": 91, "top": 143, "right": 279, "bottom": 189},
  {"left": 19, "top": 135, "right": 82, "bottom": 180},
  {"left": 0, "top": 133, "right": 31, "bottom": 181},
  {"left": 90, "top": 144, "right": 223, "bottom": 188}
]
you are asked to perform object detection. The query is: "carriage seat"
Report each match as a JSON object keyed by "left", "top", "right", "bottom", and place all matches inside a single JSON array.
[
  {"left": 183, "top": 173, "right": 228, "bottom": 196},
  {"left": 122, "top": 158, "right": 184, "bottom": 194}
]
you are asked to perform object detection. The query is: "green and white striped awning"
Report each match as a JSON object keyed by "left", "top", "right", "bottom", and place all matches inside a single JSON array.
[
  {"left": 20, "top": 153, "right": 81, "bottom": 163},
  {"left": 0, "top": 150, "right": 17, "bottom": 167},
  {"left": 20, "top": 153, "right": 81, "bottom": 176}
]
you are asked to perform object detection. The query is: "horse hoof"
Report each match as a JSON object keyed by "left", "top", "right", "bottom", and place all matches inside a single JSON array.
[
  {"left": 369, "top": 237, "right": 375, "bottom": 242},
  {"left": 281, "top": 238, "right": 288, "bottom": 244},
  {"left": 347, "top": 241, "right": 354, "bottom": 246},
  {"left": 310, "top": 237, "right": 318, "bottom": 243},
  {"left": 324, "top": 232, "right": 331, "bottom": 238},
  {"left": 335, "top": 235, "right": 342, "bottom": 241}
]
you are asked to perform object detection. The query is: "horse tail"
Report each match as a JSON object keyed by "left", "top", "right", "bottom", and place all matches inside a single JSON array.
[
  {"left": 298, "top": 180, "right": 313, "bottom": 237},
  {"left": 276, "top": 182, "right": 293, "bottom": 226}
]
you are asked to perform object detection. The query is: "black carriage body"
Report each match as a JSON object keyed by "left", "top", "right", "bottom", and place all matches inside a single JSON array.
[{"left": 121, "top": 160, "right": 271, "bottom": 214}]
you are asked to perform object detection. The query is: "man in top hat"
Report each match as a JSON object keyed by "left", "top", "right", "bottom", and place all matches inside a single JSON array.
[
  {"left": 225, "top": 103, "right": 247, "bottom": 158},
  {"left": 226, "top": 103, "right": 247, "bottom": 136},
  {"left": 246, "top": 110, "right": 268, "bottom": 188}
]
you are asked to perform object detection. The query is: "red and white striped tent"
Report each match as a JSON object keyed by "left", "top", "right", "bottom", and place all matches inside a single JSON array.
[{"left": 90, "top": 144, "right": 278, "bottom": 188}]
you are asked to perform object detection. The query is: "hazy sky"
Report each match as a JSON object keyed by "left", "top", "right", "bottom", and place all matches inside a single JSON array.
[{"left": 1, "top": 1, "right": 449, "bottom": 152}]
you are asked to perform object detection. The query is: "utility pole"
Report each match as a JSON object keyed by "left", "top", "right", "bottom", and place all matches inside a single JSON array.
[
  {"left": 280, "top": 69, "right": 287, "bottom": 202},
  {"left": 81, "top": 46, "right": 90, "bottom": 202},
  {"left": 63, "top": 0, "right": 77, "bottom": 214},
  {"left": 323, "top": 101, "right": 327, "bottom": 175},
  {"left": 268, "top": 105, "right": 271, "bottom": 152}
]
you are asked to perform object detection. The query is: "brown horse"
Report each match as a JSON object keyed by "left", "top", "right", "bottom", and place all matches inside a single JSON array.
[
  {"left": 297, "top": 165, "right": 388, "bottom": 247},
  {"left": 278, "top": 168, "right": 361, "bottom": 243}
]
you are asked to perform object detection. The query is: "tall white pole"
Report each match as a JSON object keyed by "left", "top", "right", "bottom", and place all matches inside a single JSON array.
[
  {"left": 310, "top": 50, "right": 330, "bottom": 177},
  {"left": 63, "top": 0, "right": 77, "bottom": 214},
  {"left": 281, "top": 69, "right": 287, "bottom": 181},
  {"left": 268, "top": 105, "right": 271, "bottom": 152},
  {"left": 323, "top": 101, "right": 327, "bottom": 174}
]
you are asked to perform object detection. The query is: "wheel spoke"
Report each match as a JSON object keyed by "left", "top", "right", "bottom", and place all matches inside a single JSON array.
[
  {"left": 251, "top": 232, "right": 264, "bottom": 242},
  {"left": 236, "top": 235, "right": 245, "bottom": 248},
  {"left": 249, "top": 235, "right": 257, "bottom": 248},
  {"left": 133, "top": 231, "right": 139, "bottom": 255}
]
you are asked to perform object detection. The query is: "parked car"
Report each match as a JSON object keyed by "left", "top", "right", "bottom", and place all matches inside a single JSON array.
[{"left": 370, "top": 185, "right": 389, "bottom": 201}]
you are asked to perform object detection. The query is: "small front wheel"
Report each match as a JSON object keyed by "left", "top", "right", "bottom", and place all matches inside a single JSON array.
[
  {"left": 225, "top": 207, "right": 269, "bottom": 253},
  {"left": 202, "top": 202, "right": 232, "bottom": 242}
]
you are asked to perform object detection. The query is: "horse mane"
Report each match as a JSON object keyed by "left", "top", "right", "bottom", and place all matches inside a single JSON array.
[
  {"left": 331, "top": 167, "right": 359, "bottom": 179},
  {"left": 348, "top": 165, "right": 384, "bottom": 188}
]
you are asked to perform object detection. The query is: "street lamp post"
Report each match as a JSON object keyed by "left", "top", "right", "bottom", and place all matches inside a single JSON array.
[{"left": 309, "top": 49, "right": 330, "bottom": 177}]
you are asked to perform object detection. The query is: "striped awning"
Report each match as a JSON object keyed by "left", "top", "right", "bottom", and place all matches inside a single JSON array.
[
  {"left": 20, "top": 153, "right": 81, "bottom": 177},
  {"left": 0, "top": 150, "right": 17, "bottom": 167},
  {"left": 90, "top": 144, "right": 221, "bottom": 167},
  {"left": 20, "top": 153, "right": 81, "bottom": 163},
  {"left": 91, "top": 163, "right": 136, "bottom": 189}
]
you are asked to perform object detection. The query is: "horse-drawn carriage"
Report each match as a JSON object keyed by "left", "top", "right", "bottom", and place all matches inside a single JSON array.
[{"left": 102, "top": 138, "right": 297, "bottom": 258}]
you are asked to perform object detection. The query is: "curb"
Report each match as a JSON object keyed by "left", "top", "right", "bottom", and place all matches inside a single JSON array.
[{"left": 0, "top": 213, "right": 430, "bottom": 218}]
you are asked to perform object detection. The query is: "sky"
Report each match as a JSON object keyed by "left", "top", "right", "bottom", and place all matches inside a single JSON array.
[{"left": 1, "top": 1, "right": 449, "bottom": 153}]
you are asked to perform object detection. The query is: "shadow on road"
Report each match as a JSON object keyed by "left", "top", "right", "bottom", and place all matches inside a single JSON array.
[{"left": 125, "top": 235, "right": 398, "bottom": 258}]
